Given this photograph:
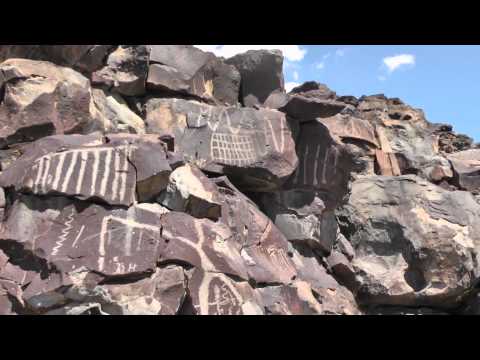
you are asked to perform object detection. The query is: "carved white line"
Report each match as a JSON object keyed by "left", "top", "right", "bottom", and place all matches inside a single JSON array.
[
  {"left": 119, "top": 146, "right": 130, "bottom": 201},
  {"left": 51, "top": 152, "right": 67, "bottom": 190},
  {"left": 98, "top": 214, "right": 158, "bottom": 272},
  {"left": 71, "top": 225, "right": 85, "bottom": 248},
  {"left": 111, "top": 150, "right": 121, "bottom": 201},
  {"left": 162, "top": 223, "right": 243, "bottom": 315},
  {"left": 221, "top": 108, "right": 242, "bottom": 135},
  {"left": 76, "top": 151, "right": 88, "bottom": 194},
  {"left": 136, "top": 231, "right": 143, "bottom": 251},
  {"left": 333, "top": 146, "right": 338, "bottom": 174},
  {"left": 124, "top": 210, "right": 135, "bottom": 257},
  {"left": 321, "top": 146, "right": 331, "bottom": 184},
  {"left": 199, "top": 273, "right": 243, "bottom": 315},
  {"left": 34, "top": 157, "right": 44, "bottom": 193},
  {"left": 41, "top": 156, "right": 51, "bottom": 193},
  {"left": 51, "top": 208, "right": 75, "bottom": 256},
  {"left": 90, "top": 150, "right": 101, "bottom": 196},
  {"left": 99, "top": 148, "right": 112, "bottom": 197},
  {"left": 266, "top": 117, "right": 285, "bottom": 153},
  {"left": 303, "top": 144, "right": 309, "bottom": 185},
  {"left": 313, "top": 144, "right": 321, "bottom": 186},
  {"left": 61, "top": 151, "right": 78, "bottom": 193}
]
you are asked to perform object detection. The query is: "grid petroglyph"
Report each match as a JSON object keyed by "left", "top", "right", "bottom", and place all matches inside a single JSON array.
[{"left": 210, "top": 132, "right": 257, "bottom": 166}]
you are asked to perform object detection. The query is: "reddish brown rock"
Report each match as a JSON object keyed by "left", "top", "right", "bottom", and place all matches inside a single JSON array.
[
  {"left": 92, "top": 45, "right": 149, "bottom": 96},
  {"left": 0, "top": 134, "right": 176, "bottom": 205},
  {"left": 0, "top": 45, "right": 113, "bottom": 74},
  {"left": 159, "top": 164, "right": 223, "bottom": 220},
  {"left": 147, "top": 45, "right": 240, "bottom": 106},
  {"left": 0, "top": 195, "right": 167, "bottom": 277}
]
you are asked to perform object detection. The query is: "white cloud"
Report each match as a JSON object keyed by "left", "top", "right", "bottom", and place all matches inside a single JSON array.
[
  {"left": 315, "top": 62, "right": 325, "bottom": 70},
  {"left": 194, "top": 45, "right": 307, "bottom": 62},
  {"left": 293, "top": 71, "right": 299, "bottom": 81},
  {"left": 335, "top": 49, "right": 346, "bottom": 57},
  {"left": 378, "top": 75, "right": 387, "bottom": 82},
  {"left": 323, "top": 53, "right": 331, "bottom": 60},
  {"left": 383, "top": 54, "right": 415, "bottom": 73},
  {"left": 285, "top": 82, "right": 300, "bottom": 92}
]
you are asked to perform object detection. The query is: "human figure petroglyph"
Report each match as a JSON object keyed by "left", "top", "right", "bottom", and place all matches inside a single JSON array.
[
  {"left": 30, "top": 145, "right": 136, "bottom": 203},
  {"left": 161, "top": 221, "right": 245, "bottom": 315},
  {"left": 206, "top": 275, "right": 243, "bottom": 315},
  {"left": 97, "top": 213, "right": 159, "bottom": 273}
]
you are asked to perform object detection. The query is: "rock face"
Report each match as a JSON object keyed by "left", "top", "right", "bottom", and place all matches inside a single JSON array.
[
  {"left": 92, "top": 45, "right": 150, "bottom": 96},
  {"left": 0, "top": 45, "right": 479, "bottom": 315},
  {"left": 337, "top": 175, "right": 480, "bottom": 308},
  {"left": 226, "top": 50, "right": 284, "bottom": 107},
  {"left": 144, "top": 97, "right": 298, "bottom": 191},
  {"left": 147, "top": 45, "right": 240, "bottom": 106},
  {"left": 447, "top": 149, "right": 480, "bottom": 193}
]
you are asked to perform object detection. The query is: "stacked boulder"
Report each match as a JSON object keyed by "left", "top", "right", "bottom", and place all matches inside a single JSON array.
[{"left": 0, "top": 45, "right": 478, "bottom": 315}]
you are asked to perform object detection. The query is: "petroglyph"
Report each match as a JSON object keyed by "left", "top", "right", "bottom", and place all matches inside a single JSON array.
[
  {"left": 97, "top": 213, "right": 159, "bottom": 273},
  {"left": 29, "top": 145, "right": 136, "bottom": 204},
  {"left": 210, "top": 132, "right": 258, "bottom": 166},
  {"left": 51, "top": 207, "right": 75, "bottom": 256},
  {"left": 161, "top": 220, "right": 246, "bottom": 315}
]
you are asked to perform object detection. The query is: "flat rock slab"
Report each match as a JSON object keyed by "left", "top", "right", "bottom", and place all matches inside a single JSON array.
[
  {"left": 0, "top": 195, "right": 167, "bottom": 277},
  {"left": 0, "top": 134, "right": 175, "bottom": 206}
]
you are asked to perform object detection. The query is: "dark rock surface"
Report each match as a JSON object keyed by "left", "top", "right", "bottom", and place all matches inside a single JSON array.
[{"left": 0, "top": 45, "right": 478, "bottom": 315}]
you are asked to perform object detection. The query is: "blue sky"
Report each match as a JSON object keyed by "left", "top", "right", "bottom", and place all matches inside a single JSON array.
[{"left": 196, "top": 45, "right": 480, "bottom": 141}]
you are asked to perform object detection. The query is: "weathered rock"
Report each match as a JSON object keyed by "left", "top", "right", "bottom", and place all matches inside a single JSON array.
[
  {"left": 0, "top": 134, "right": 175, "bottom": 205},
  {"left": 280, "top": 95, "right": 347, "bottom": 123},
  {"left": 447, "top": 149, "right": 480, "bottom": 193},
  {"left": 0, "top": 59, "right": 110, "bottom": 147},
  {"left": 337, "top": 175, "right": 480, "bottom": 308},
  {"left": 92, "top": 45, "right": 149, "bottom": 96},
  {"left": 325, "top": 250, "right": 357, "bottom": 290},
  {"left": 159, "top": 164, "right": 223, "bottom": 220},
  {"left": 226, "top": 49, "right": 284, "bottom": 107},
  {"left": 0, "top": 45, "right": 114, "bottom": 74},
  {"left": 284, "top": 120, "right": 355, "bottom": 208},
  {"left": 432, "top": 123, "right": 474, "bottom": 154},
  {"left": 144, "top": 98, "right": 298, "bottom": 191},
  {"left": 259, "top": 190, "right": 337, "bottom": 253},
  {"left": 91, "top": 89, "right": 146, "bottom": 134},
  {"left": 256, "top": 282, "right": 321, "bottom": 315},
  {"left": 186, "top": 268, "right": 264, "bottom": 315},
  {"left": 147, "top": 45, "right": 240, "bottom": 105},
  {"left": 0, "top": 195, "right": 168, "bottom": 277},
  {"left": 289, "top": 82, "right": 337, "bottom": 99}
]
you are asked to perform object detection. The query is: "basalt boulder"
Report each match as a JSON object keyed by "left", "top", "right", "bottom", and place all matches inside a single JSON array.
[
  {"left": 0, "top": 45, "right": 114, "bottom": 74},
  {"left": 447, "top": 149, "right": 480, "bottom": 193},
  {"left": 225, "top": 49, "right": 284, "bottom": 107},
  {"left": 144, "top": 97, "right": 298, "bottom": 191},
  {"left": 92, "top": 45, "right": 150, "bottom": 96},
  {"left": 147, "top": 45, "right": 240, "bottom": 106},
  {"left": 337, "top": 175, "right": 480, "bottom": 308},
  {"left": 0, "top": 58, "right": 149, "bottom": 148},
  {"left": 0, "top": 133, "right": 178, "bottom": 206}
]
